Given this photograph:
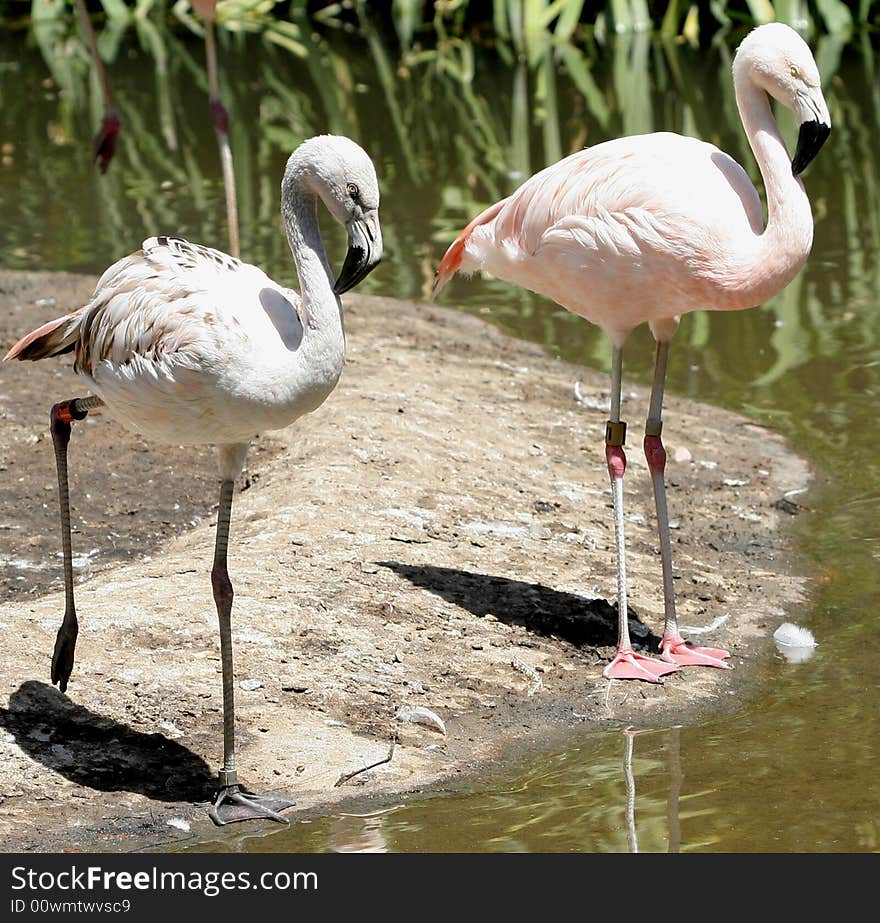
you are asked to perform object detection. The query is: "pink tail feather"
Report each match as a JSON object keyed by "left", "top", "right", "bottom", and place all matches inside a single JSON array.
[
  {"left": 431, "top": 197, "right": 509, "bottom": 300},
  {"left": 3, "top": 308, "right": 85, "bottom": 362}
]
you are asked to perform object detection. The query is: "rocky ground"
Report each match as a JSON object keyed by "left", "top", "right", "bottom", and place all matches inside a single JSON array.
[{"left": 0, "top": 270, "right": 809, "bottom": 852}]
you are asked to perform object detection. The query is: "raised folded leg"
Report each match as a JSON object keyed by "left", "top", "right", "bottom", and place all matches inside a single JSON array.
[{"left": 49, "top": 396, "right": 103, "bottom": 692}]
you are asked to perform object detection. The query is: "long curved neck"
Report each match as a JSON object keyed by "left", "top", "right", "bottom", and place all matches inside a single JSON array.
[
  {"left": 734, "top": 67, "right": 814, "bottom": 298},
  {"left": 281, "top": 183, "right": 344, "bottom": 339}
]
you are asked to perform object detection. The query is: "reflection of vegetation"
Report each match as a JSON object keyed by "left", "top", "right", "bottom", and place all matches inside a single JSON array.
[
  {"left": 10, "top": 1, "right": 880, "bottom": 40},
  {"left": 3, "top": 9, "right": 880, "bottom": 488}
]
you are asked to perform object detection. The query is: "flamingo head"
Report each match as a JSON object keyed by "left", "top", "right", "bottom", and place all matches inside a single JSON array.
[
  {"left": 282, "top": 135, "right": 383, "bottom": 294},
  {"left": 734, "top": 22, "right": 831, "bottom": 175}
]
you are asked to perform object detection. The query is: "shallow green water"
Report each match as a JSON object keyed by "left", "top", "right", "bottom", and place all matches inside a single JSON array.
[{"left": 1, "top": 20, "right": 878, "bottom": 852}]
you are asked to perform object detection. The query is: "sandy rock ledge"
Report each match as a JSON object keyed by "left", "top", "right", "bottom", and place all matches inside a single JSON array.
[{"left": 0, "top": 272, "right": 809, "bottom": 851}]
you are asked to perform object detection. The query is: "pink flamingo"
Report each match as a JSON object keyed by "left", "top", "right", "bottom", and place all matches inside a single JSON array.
[
  {"left": 191, "top": 0, "right": 240, "bottom": 257},
  {"left": 74, "top": 0, "right": 120, "bottom": 172},
  {"left": 434, "top": 24, "right": 830, "bottom": 683},
  {"left": 74, "top": 0, "right": 238, "bottom": 253}
]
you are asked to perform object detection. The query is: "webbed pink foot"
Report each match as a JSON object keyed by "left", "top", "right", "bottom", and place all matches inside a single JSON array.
[
  {"left": 604, "top": 650, "right": 680, "bottom": 683},
  {"left": 661, "top": 637, "right": 731, "bottom": 669}
]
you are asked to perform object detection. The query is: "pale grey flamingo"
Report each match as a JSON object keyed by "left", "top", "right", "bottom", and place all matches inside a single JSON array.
[
  {"left": 4, "top": 135, "right": 382, "bottom": 823},
  {"left": 434, "top": 24, "right": 830, "bottom": 682}
]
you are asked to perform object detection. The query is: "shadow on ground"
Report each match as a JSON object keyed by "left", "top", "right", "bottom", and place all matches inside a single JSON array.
[
  {"left": 380, "top": 562, "right": 661, "bottom": 649},
  {"left": 0, "top": 681, "right": 213, "bottom": 802}
]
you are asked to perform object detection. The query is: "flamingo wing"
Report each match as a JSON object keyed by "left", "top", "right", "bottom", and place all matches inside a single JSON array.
[
  {"left": 74, "top": 237, "right": 253, "bottom": 375},
  {"left": 5, "top": 237, "right": 261, "bottom": 374},
  {"left": 439, "top": 134, "right": 763, "bottom": 281},
  {"left": 435, "top": 134, "right": 766, "bottom": 341},
  {"left": 432, "top": 197, "right": 511, "bottom": 297}
]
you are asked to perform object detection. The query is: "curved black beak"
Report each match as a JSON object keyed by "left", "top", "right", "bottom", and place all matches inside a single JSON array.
[
  {"left": 334, "top": 211, "right": 383, "bottom": 295},
  {"left": 792, "top": 119, "right": 831, "bottom": 176}
]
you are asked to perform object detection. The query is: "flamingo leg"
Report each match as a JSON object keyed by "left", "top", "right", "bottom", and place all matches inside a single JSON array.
[
  {"left": 645, "top": 341, "right": 730, "bottom": 669},
  {"left": 208, "top": 479, "right": 293, "bottom": 825},
  {"left": 203, "top": 17, "right": 240, "bottom": 259},
  {"left": 74, "top": 0, "right": 120, "bottom": 173},
  {"left": 49, "top": 396, "right": 103, "bottom": 692},
  {"left": 602, "top": 347, "right": 679, "bottom": 683}
]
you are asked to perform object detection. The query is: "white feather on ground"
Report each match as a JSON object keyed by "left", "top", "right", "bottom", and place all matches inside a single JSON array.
[
  {"left": 511, "top": 657, "right": 543, "bottom": 695},
  {"left": 395, "top": 706, "right": 446, "bottom": 735},
  {"left": 681, "top": 614, "right": 729, "bottom": 635}
]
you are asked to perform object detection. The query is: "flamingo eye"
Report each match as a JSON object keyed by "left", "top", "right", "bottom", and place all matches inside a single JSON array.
[
  {"left": 347, "top": 183, "right": 360, "bottom": 200},
  {"left": 790, "top": 65, "right": 799, "bottom": 78}
]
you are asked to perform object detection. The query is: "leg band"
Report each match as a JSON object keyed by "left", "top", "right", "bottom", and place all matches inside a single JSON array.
[
  {"left": 605, "top": 420, "right": 627, "bottom": 446},
  {"left": 53, "top": 400, "right": 89, "bottom": 425},
  {"left": 218, "top": 768, "right": 238, "bottom": 787}
]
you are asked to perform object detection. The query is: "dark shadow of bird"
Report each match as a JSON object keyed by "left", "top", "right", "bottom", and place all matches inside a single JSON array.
[
  {"left": 379, "top": 562, "right": 661, "bottom": 650},
  {"left": 0, "top": 680, "right": 213, "bottom": 802}
]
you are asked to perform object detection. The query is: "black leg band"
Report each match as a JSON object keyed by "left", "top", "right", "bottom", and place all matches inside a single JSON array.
[{"left": 605, "top": 420, "right": 627, "bottom": 446}]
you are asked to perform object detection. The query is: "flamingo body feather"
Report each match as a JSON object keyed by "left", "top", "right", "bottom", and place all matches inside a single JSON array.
[
  {"left": 439, "top": 132, "right": 809, "bottom": 346},
  {"left": 8, "top": 236, "right": 339, "bottom": 446}
]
